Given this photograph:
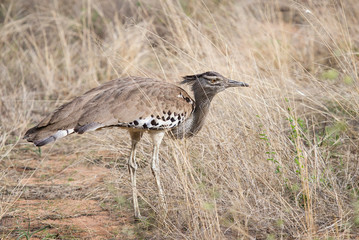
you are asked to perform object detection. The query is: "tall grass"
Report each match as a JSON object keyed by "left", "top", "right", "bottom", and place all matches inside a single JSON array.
[{"left": 1, "top": 0, "right": 359, "bottom": 239}]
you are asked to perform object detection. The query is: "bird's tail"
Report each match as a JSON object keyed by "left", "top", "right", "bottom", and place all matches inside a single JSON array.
[
  {"left": 24, "top": 121, "right": 105, "bottom": 147},
  {"left": 24, "top": 126, "right": 74, "bottom": 147}
]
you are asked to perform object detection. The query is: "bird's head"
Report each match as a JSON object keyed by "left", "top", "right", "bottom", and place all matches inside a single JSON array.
[{"left": 181, "top": 71, "right": 249, "bottom": 97}]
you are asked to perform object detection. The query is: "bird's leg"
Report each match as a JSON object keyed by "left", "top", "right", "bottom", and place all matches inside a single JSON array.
[
  {"left": 128, "top": 130, "right": 143, "bottom": 220},
  {"left": 149, "top": 131, "right": 166, "bottom": 212}
]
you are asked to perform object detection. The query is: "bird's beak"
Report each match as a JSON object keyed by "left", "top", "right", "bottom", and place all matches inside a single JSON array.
[{"left": 227, "top": 79, "right": 249, "bottom": 88}]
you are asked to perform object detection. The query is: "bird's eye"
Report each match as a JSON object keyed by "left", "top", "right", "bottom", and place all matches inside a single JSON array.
[{"left": 210, "top": 79, "right": 217, "bottom": 84}]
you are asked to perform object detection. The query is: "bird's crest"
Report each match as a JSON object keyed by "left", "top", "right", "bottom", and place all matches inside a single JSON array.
[
  {"left": 181, "top": 71, "right": 220, "bottom": 84},
  {"left": 181, "top": 73, "right": 202, "bottom": 84}
]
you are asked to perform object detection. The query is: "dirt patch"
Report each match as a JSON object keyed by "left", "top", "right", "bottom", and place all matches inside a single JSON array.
[
  {"left": 1, "top": 199, "right": 134, "bottom": 239},
  {"left": 2, "top": 185, "right": 88, "bottom": 200},
  {"left": 0, "top": 151, "right": 154, "bottom": 239}
]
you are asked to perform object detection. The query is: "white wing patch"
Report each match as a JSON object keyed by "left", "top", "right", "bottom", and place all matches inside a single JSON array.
[
  {"left": 34, "top": 128, "right": 75, "bottom": 146},
  {"left": 53, "top": 129, "right": 75, "bottom": 139},
  {"left": 118, "top": 111, "right": 188, "bottom": 130},
  {"left": 54, "top": 129, "right": 74, "bottom": 138}
]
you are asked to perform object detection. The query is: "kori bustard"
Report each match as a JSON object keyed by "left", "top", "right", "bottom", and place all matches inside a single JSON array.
[{"left": 24, "top": 71, "right": 249, "bottom": 219}]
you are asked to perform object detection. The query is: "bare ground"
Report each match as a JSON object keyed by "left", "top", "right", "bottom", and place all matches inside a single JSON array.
[{"left": 0, "top": 148, "right": 157, "bottom": 240}]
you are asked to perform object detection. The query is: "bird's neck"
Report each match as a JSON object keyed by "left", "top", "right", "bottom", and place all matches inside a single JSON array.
[
  {"left": 171, "top": 85, "right": 215, "bottom": 139},
  {"left": 190, "top": 88, "right": 215, "bottom": 134}
]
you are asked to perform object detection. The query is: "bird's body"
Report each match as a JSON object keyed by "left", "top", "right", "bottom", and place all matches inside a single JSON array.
[
  {"left": 24, "top": 71, "right": 249, "bottom": 219},
  {"left": 24, "top": 77, "right": 194, "bottom": 146}
]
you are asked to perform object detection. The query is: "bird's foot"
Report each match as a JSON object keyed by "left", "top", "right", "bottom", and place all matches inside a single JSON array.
[{"left": 134, "top": 214, "right": 148, "bottom": 223}]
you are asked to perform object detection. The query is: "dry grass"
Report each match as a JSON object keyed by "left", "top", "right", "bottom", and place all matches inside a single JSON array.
[{"left": 1, "top": 0, "right": 359, "bottom": 239}]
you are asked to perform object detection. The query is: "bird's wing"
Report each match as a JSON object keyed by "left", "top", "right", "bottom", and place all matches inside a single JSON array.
[
  {"left": 75, "top": 79, "right": 194, "bottom": 131},
  {"left": 24, "top": 77, "right": 194, "bottom": 146}
]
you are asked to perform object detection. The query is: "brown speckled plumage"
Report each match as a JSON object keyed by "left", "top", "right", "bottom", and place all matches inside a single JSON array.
[{"left": 24, "top": 77, "right": 194, "bottom": 146}]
